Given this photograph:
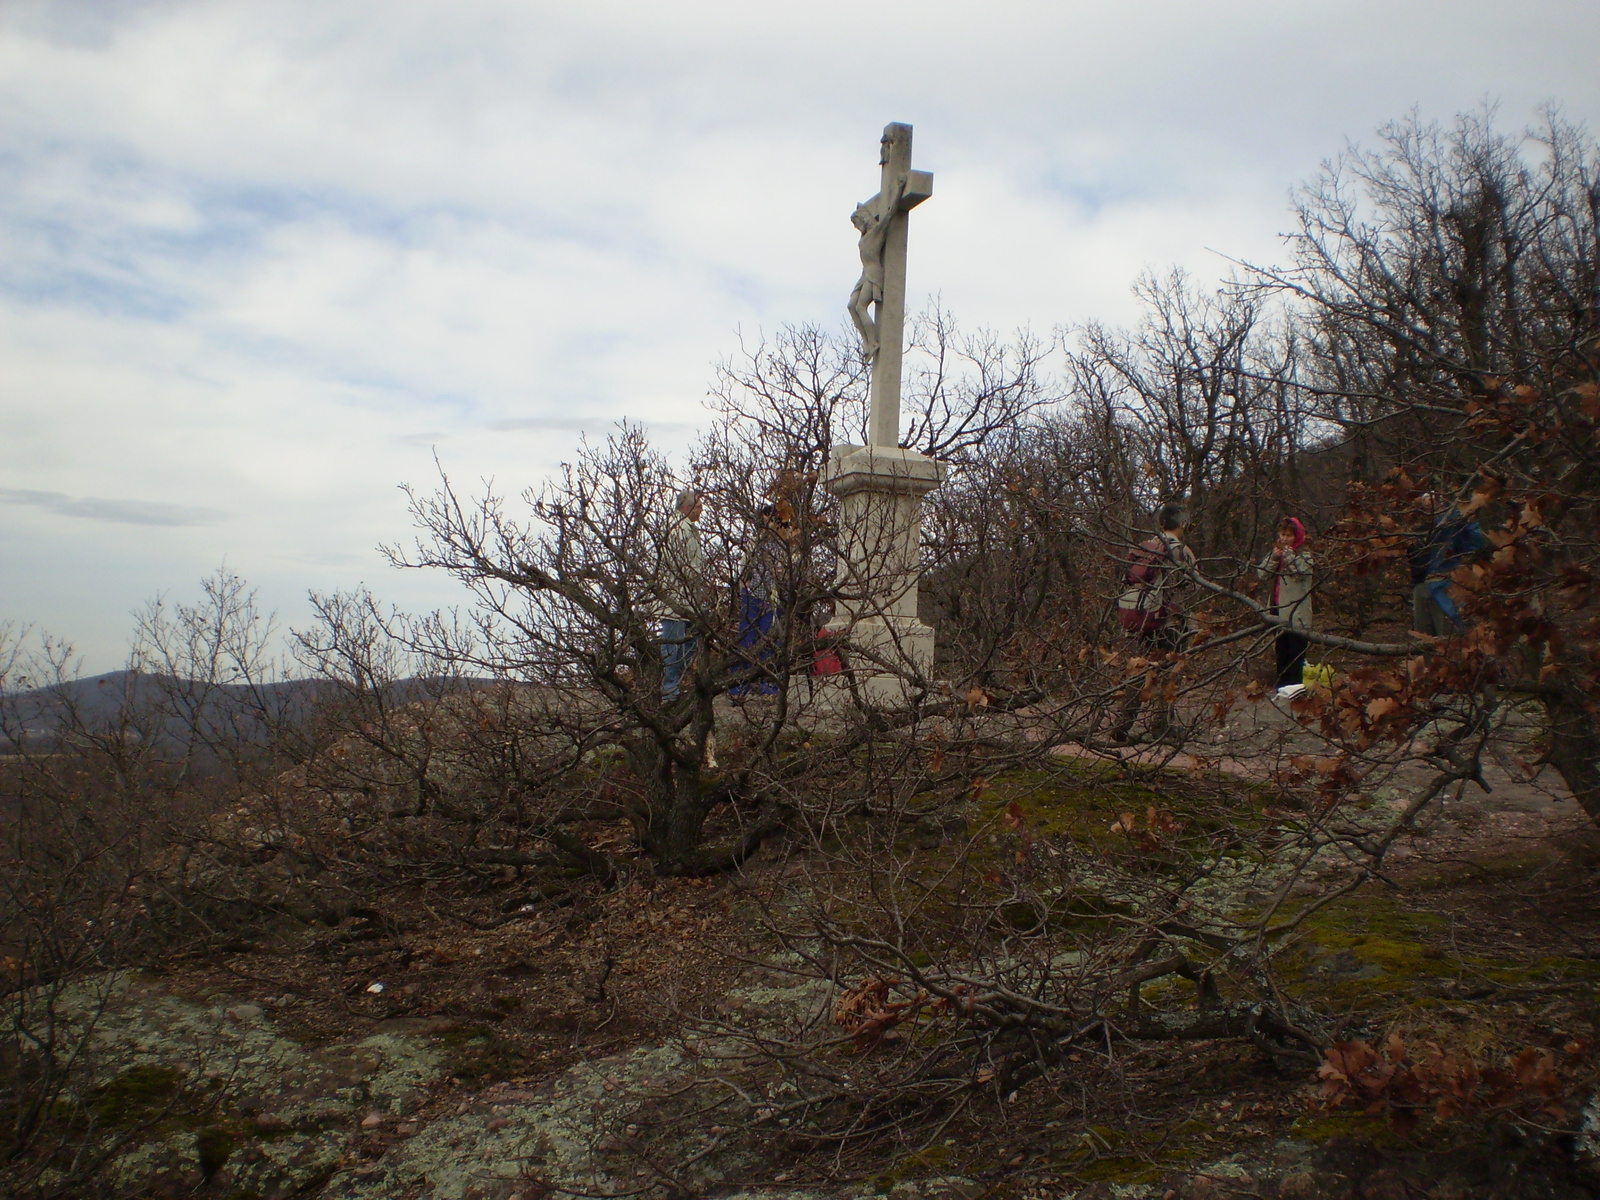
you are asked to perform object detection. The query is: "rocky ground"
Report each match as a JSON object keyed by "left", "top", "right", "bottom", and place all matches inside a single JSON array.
[{"left": 20, "top": 695, "right": 1600, "bottom": 1200}]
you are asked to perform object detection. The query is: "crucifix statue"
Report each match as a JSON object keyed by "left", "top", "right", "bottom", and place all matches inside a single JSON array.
[
  {"left": 822, "top": 122, "right": 946, "bottom": 704},
  {"left": 847, "top": 122, "right": 933, "bottom": 448}
]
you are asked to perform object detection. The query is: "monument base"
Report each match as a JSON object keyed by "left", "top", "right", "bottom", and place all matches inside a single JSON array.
[
  {"left": 822, "top": 613, "right": 939, "bottom": 706},
  {"left": 821, "top": 443, "right": 945, "bottom": 706}
]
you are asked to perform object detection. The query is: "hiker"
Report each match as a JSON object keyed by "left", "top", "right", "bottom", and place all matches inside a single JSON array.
[
  {"left": 1110, "top": 502, "right": 1196, "bottom": 744},
  {"left": 1257, "top": 517, "right": 1314, "bottom": 695},
  {"left": 658, "top": 487, "right": 706, "bottom": 701},
  {"left": 1408, "top": 494, "right": 1488, "bottom": 637},
  {"left": 810, "top": 601, "right": 843, "bottom": 680},
  {"left": 730, "top": 504, "right": 791, "bottom": 698}
]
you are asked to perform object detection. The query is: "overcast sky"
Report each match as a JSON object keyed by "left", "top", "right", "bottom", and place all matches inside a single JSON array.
[{"left": 3, "top": 0, "right": 1598, "bottom": 672}]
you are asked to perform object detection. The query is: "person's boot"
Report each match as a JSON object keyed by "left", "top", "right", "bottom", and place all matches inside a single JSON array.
[
  {"left": 1109, "top": 693, "right": 1142, "bottom": 745},
  {"left": 1146, "top": 707, "right": 1190, "bottom": 746}
]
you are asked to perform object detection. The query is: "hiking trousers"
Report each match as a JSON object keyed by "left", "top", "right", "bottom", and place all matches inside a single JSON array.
[
  {"left": 1411, "top": 583, "right": 1457, "bottom": 638},
  {"left": 1275, "top": 630, "right": 1309, "bottom": 689},
  {"left": 1110, "top": 622, "right": 1189, "bottom": 742}
]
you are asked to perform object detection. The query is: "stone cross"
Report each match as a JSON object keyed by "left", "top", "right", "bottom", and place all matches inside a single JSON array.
[
  {"left": 825, "top": 122, "right": 944, "bottom": 704},
  {"left": 848, "top": 122, "right": 933, "bottom": 447}
]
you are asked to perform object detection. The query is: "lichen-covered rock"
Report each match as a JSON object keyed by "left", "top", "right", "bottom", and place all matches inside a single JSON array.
[
  {"left": 210, "top": 1131, "right": 347, "bottom": 1200},
  {"left": 1277, "top": 1170, "right": 1354, "bottom": 1200},
  {"left": 1576, "top": 1091, "right": 1600, "bottom": 1186},
  {"left": 324, "top": 1043, "right": 716, "bottom": 1199},
  {"left": 43, "top": 973, "right": 442, "bottom": 1199}
]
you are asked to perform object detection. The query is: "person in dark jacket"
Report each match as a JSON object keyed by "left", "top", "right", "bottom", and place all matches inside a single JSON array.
[
  {"left": 730, "top": 505, "right": 789, "bottom": 698},
  {"left": 1408, "top": 495, "right": 1488, "bottom": 636}
]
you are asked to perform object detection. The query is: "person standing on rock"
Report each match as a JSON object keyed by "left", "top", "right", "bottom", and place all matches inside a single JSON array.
[
  {"left": 1110, "top": 502, "right": 1196, "bottom": 745},
  {"left": 1258, "top": 516, "right": 1314, "bottom": 695}
]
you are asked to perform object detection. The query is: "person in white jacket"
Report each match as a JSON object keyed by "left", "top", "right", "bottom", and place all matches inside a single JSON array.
[
  {"left": 1257, "top": 517, "right": 1314, "bottom": 694},
  {"left": 658, "top": 488, "right": 705, "bottom": 700}
]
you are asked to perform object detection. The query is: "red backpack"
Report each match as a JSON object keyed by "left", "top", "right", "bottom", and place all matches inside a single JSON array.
[
  {"left": 1119, "top": 537, "right": 1172, "bottom": 632},
  {"left": 1125, "top": 537, "right": 1167, "bottom": 589}
]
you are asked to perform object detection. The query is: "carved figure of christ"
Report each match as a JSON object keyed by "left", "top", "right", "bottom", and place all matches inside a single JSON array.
[{"left": 848, "top": 122, "right": 933, "bottom": 448}]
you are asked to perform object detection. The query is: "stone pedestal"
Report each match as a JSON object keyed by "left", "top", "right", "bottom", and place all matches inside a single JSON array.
[{"left": 822, "top": 443, "right": 946, "bottom": 702}]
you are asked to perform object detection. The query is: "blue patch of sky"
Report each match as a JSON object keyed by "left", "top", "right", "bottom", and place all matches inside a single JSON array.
[
  {"left": 0, "top": 261, "right": 187, "bottom": 323},
  {"left": 557, "top": 325, "right": 640, "bottom": 360},
  {"left": 414, "top": 393, "right": 480, "bottom": 423},
  {"left": 196, "top": 315, "right": 446, "bottom": 405},
  {"left": 702, "top": 263, "right": 775, "bottom": 317},
  {"left": 214, "top": 179, "right": 667, "bottom": 269},
  {"left": 0, "top": 487, "right": 222, "bottom": 527},
  {"left": 0, "top": 130, "right": 687, "bottom": 417},
  {"left": 1030, "top": 170, "right": 1148, "bottom": 219},
  {"left": 3, "top": 157, "right": 464, "bottom": 323},
  {"left": 0, "top": 152, "right": 232, "bottom": 319},
  {"left": 0, "top": 1, "right": 165, "bottom": 51}
]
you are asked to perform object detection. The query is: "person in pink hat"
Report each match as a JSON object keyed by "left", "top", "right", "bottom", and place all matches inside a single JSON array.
[{"left": 1258, "top": 517, "right": 1315, "bottom": 694}]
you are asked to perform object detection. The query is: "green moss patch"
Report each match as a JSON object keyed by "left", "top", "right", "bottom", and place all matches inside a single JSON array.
[
  {"left": 91, "top": 1064, "right": 185, "bottom": 1128},
  {"left": 976, "top": 766, "right": 1274, "bottom": 874},
  {"left": 1273, "top": 885, "right": 1600, "bottom": 1009},
  {"left": 1274, "top": 892, "right": 1451, "bottom": 1005},
  {"left": 195, "top": 1124, "right": 240, "bottom": 1176},
  {"left": 1288, "top": 1111, "right": 1405, "bottom": 1147},
  {"left": 433, "top": 1024, "right": 525, "bottom": 1083},
  {"left": 1055, "top": 1119, "right": 1216, "bottom": 1186}
]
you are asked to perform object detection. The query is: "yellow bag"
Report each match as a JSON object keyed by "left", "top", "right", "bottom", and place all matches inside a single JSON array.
[{"left": 1302, "top": 662, "right": 1335, "bottom": 689}]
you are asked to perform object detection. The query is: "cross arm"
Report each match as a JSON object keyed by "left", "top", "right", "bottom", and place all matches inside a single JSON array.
[
  {"left": 899, "top": 170, "right": 933, "bottom": 211},
  {"left": 862, "top": 170, "right": 934, "bottom": 224}
]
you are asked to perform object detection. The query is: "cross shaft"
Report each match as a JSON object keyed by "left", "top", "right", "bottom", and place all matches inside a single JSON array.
[{"left": 859, "top": 122, "right": 932, "bottom": 447}]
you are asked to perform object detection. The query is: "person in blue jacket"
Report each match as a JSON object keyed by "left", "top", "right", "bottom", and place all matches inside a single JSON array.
[
  {"left": 1408, "top": 494, "right": 1488, "bottom": 636},
  {"left": 730, "top": 505, "right": 790, "bottom": 698}
]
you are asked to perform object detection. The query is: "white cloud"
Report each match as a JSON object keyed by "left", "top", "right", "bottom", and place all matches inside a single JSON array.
[
  {"left": 0, "top": 488, "right": 221, "bottom": 526},
  {"left": 2, "top": 0, "right": 1598, "bottom": 668}
]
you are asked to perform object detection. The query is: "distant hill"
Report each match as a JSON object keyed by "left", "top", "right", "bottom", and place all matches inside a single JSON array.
[{"left": 0, "top": 671, "right": 493, "bottom": 750}]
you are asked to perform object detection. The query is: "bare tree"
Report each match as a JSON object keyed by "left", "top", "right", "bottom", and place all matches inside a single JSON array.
[{"left": 1245, "top": 107, "right": 1600, "bottom": 822}]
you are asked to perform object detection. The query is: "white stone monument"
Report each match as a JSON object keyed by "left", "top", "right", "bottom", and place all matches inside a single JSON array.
[{"left": 824, "top": 122, "right": 946, "bottom": 701}]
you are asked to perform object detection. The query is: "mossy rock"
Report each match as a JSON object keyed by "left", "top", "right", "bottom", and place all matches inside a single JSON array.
[
  {"left": 1073, "top": 1156, "right": 1166, "bottom": 1185},
  {"left": 196, "top": 1124, "right": 239, "bottom": 1177},
  {"left": 1270, "top": 888, "right": 1433, "bottom": 987},
  {"left": 433, "top": 1024, "right": 525, "bottom": 1083},
  {"left": 92, "top": 1064, "right": 184, "bottom": 1128},
  {"left": 1288, "top": 1111, "right": 1404, "bottom": 1147},
  {"left": 1263, "top": 851, "right": 1600, "bottom": 1017},
  {"left": 973, "top": 766, "right": 1271, "bottom": 877},
  {"left": 1000, "top": 900, "right": 1045, "bottom": 931},
  {"left": 1000, "top": 893, "right": 1137, "bottom": 936},
  {"left": 896, "top": 1143, "right": 951, "bottom": 1171},
  {"left": 1049, "top": 1117, "right": 1223, "bottom": 1186},
  {"left": 1479, "top": 953, "right": 1600, "bottom": 989}
]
